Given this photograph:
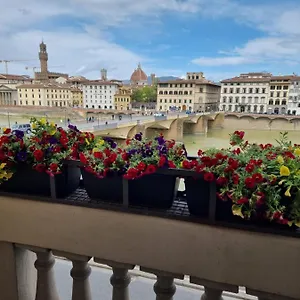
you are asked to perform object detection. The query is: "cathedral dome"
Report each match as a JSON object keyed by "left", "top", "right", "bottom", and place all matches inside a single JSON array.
[{"left": 130, "top": 63, "right": 148, "bottom": 82}]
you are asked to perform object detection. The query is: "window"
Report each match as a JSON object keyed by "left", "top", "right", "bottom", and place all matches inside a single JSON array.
[
  {"left": 282, "top": 100, "right": 287, "bottom": 105},
  {"left": 270, "top": 86, "right": 275, "bottom": 90},
  {"left": 275, "top": 99, "right": 280, "bottom": 105},
  {"left": 230, "top": 88, "right": 234, "bottom": 93},
  {"left": 236, "top": 88, "right": 240, "bottom": 93},
  {"left": 270, "top": 92, "right": 274, "bottom": 97},
  {"left": 199, "top": 88, "right": 203, "bottom": 93},
  {"left": 47, "top": 101, "right": 50, "bottom": 106},
  {"left": 276, "top": 86, "right": 282, "bottom": 90},
  {"left": 277, "top": 92, "right": 280, "bottom": 97},
  {"left": 249, "top": 88, "right": 253, "bottom": 93},
  {"left": 269, "top": 100, "right": 273, "bottom": 105},
  {"left": 223, "top": 88, "right": 227, "bottom": 93},
  {"left": 32, "top": 101, "right": 35, "bottom": 105},
  {"left": 39, "top": 101, "right": 41, "bottom": 105},
  {"left": 242, "top": 88, "right": 246, "bottom": 93},
  {"left": 283, "top": 92, "right": 287, "bottom": 97},
  {"left": 262, "top": 88, "right": 266, "bottom": 93},
  {"left": 19, "top": 93, "right": 21, "bottom": 98},
  {"left": 283, "top": 86, "right": 289, "bottom": 90},
  {"left": 256, "top": 88, "right": 259, "bottom": 93}
]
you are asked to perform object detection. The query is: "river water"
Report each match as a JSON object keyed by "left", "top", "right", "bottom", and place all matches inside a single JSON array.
[{"left": 183, "top": 129, "right": 300, "bottom": 156}]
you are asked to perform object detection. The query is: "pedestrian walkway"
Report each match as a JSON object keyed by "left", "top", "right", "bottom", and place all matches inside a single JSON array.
[{"left": 55, "top": 259, "right": 256, "bottom": 299}]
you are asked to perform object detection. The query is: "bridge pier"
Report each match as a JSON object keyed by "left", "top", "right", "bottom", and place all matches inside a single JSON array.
[{"left": 165, "top": 119, "right": 184, "bottom": 142}]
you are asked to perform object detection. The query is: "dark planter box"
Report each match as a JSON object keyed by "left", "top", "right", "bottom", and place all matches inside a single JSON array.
[
  {"left": 0, "top": 163, "right": 80, "bottom": 198},
  {"left": 81, "top": 169, "right": 123, "bottom": 203},
  {"left": 82, "top": 169, "right": 179, "bottom": 209},
  {"left": 129, "top": 173, "right": 179, "bottom": 209},
  {"left": 185, "top": 177, "right": 233, "bottom": 220}
]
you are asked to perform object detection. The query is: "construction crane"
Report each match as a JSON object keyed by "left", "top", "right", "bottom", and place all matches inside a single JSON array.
[
  {"left": 25, "top": 65, "right": 65, "bottom": 76},
  {"left": 0, "top": 59, "right": 36, "bottom": 74}
]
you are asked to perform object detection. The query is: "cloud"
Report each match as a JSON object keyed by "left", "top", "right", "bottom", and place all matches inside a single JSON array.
[{"left": 192, "top": 56, "right": 258, "bottom": 66}]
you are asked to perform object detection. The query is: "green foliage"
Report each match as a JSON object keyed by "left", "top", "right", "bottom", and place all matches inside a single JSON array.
[{"left": 131, "top": 86, "right": 157, "bottom": 102}]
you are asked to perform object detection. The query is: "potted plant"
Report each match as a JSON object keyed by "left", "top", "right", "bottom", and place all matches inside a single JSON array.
[
  {"left": 80, "top": 133, "right": 187, "bottom": 209},
  {"left": 0, "top": 118, "right": 81, "bottom": 198},
  {"left": 79, "top": 137, "right": 127, "bottom": 203},
  {"left": 182, "top": 131, "right": 300, "bottom": 229},
  {"left": 123, "top": 133, "right": 186, "bottom": 208}
]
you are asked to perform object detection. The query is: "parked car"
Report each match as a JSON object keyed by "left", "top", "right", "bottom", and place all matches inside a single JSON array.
[{"left": 11, "top": 124, "right": 31, "bottom": 134}]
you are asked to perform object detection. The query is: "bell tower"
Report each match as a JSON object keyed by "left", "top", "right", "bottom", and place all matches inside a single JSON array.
[{"left": 39, "top": 41, "right": 48, "bottom": 74}]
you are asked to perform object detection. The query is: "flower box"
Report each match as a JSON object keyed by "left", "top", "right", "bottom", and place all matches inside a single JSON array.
[
  {"left": 185, "top": 177, "right": 237, "bottom": 221},
  {"left": 0, "top": 163, "right": 80, "bottom": 198},
  {"left": 82, "top": 169, "right": 179, "bottom": 209}
]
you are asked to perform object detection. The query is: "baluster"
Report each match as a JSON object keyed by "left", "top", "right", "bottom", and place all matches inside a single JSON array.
[
  {"left": 190, "top": 277, "right": 238, "bottom": 300},
  {"left": 53, "top": 251, "right": 92, "bottom": 300},
  {"left": 95, "top": 258, "right": 134, "bottom": 300},
  {"left": 140, "top": 267, "right": 184, "bottom": 300},
  {"left": 29, "top": 247, "right": 60, "bottom": 300}
]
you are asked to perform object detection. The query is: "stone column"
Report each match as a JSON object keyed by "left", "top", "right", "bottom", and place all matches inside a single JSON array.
[
  {"left": 0, "top": 92, "right": 2, "bottom": 105},
  {"left": 190, "top": 277, "right": 238, "bottom": 300},
  {"left": 30, "top": 247, "right": 60, "bottom": 300},
  {"left": 0, "top": 242, "right": 37, "bottom": 300},
  {"left": 140, "top": 267, "right": 184, "bottom": 300},
  {"left": 95, "top": 258, "right": 134, "bottom": 300}
]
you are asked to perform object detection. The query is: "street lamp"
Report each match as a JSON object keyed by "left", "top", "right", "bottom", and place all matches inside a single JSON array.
[{"left": 7, "top": 111, "right": 10, "bottom": 128}]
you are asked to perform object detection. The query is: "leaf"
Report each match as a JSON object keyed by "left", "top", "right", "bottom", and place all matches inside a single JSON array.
[{"left": 232, "top": 205, "right": 244, "bottom": 219}]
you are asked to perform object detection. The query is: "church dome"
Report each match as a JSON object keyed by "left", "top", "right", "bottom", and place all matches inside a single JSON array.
[{"left": 130, "top": 63, "right": 148, "bottom": 82}]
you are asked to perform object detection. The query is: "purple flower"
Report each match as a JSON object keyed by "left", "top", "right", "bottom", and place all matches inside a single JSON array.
[
  {"left": 14, "top": 130, "right": 24, "bottom": 139},
  {"left": 49, "top": 137, "right": 58, "bottom": 144},
  {"left": 16, "top": 151, "right": 27, "bottom": 162},
  {"left": 134, "top": 133, "right": 142, "bottom": 141},
  {"left": 155, "top": 136, "right": 165, "bottom": 145},
  {"left": 111, "top": 141, "right": 117, "bottom": 149},
  {"left": 159, "top": 146, "right": 168, "bottom": 155},
  {"left": 68, "top": 124, "right": 80, "bottom": 132},
  {"left": 145, "top": 149, "right": 153, "bottom": 156}
]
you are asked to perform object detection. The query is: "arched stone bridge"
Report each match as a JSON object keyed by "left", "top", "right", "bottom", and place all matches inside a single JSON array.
[
  {"left": 93, "top": 112, "right": 224, "bottom": 141},
  {"left": 225, "top": 113, "right": 300, "bottom": 131}
]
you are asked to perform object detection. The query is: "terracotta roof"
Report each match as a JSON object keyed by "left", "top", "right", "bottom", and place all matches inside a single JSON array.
[
  {"left": 158, "top": 79, "right": 220, "bottom": 87},
  {"left": 221, "top": 77, "right": 271, "bottom": 83},
  {"left": 0, "top": 74, "right": 32, "bottom": 81},
  {"left": 130, "top": 64, "right": 147, "bottom": 82},
  {"left": 17, "top": 83, "right": 72, "bottom": 89},
  {"left": 270, "top": 75, "right": 294, "bottom": 81},
  {"left": 83, "top": 80, "right": 121, "bottom": 86}
]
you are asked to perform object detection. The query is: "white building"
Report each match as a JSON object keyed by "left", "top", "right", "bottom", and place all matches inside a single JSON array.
[
  {"left": 287, "top": 76, "right": 300, "bottom": 115},
  {"left": 220, "top": 73, "right": 271, "bottom": 113},
  {"left": 83, "top": 81, "right": 120, "bottom": 109},
  {"left": 0, "top": 74, "right": 33, "bottom": 106}
]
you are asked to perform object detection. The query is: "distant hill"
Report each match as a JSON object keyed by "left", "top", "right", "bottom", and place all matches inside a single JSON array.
[{"left": 122, "top": 75, "right": 180, "bottom": 84}]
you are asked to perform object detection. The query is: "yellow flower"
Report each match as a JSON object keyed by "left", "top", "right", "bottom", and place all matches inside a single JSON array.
[
  {"left": 284, "top": 187, "right": 291, "bottom": 197},
  {"left": 85, "top": 138, "right": 90, "bottom": 145},
  {"left": 277, "top": 155, "right": 284, "bottom": 164},
  {"left": 40, "top": 118, "right": 46, "bottom": 125},
  {"left": 50, "top": 122, "right": 55, "bottom": 127},
  {"left": 49, "top": 128, "right": 56, "bottom": 136},
  {"left": 97, "top": 139, "right": 104, "bottom": 146},
  {"left": 0, "top": 163, "right": 6, "bottom": 170},
  {"left": 2, "top": 127, "right": 7, "bottom": 133},
  {"left": 280, "top": 165, "right": 290, "bottom": 176},
  {"left": 92, "top": 147, "right": 98, "bottom": 153},
  {"left": 32, "top": 123, "right": 37, "bottom": 129},
  {"left": 295, "top": 148, "right": 300, "bottom": 156}
]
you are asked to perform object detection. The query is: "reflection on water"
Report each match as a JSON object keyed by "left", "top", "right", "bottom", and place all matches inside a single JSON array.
[{"left": 183, "top": 129, "right": 300, "bottom": 156}]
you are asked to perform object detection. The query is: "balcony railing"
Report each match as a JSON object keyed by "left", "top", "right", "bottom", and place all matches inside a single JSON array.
[{"left": 0, "top": 167, "right": 299, "bottom": 300}]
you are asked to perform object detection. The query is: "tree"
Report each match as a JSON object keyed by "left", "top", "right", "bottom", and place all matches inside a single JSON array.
[{"left": 132, "top": 86, "right": 157, "bottom": 102}]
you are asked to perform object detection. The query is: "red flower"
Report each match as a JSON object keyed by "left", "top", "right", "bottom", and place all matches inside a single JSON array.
[
  {"left": 245, "top": 163, "right": 255, "bottom": 173},
  {"left": 234, "top": 130, "right": 245, "bottom": 139},
  {"left": 195, "top": 163, "right": 205, "bottom": 173},
  {"left": 182, "top": 160, "right": 191, "bottom": 169},
  {"left": 137, "top": 162, "right": 146, "bottom": 171},
  {"left": 125, "top": 139, "right": 131, "bottom": 145},
  {"left": 284, "top": 151, "right": 295, "bottom": 159},
  {"left": 252, "top": 173, "right": 263, "bottom": 183},
  {"left": 158, "top": 156, "right": 167, "bottom": 167},
  {"left": 79, "top": 153, "right": 88, "bottom": 165},
  {"left": 146, "top": 164, "right": 156, "bottom": 174},
  {"left": 201, "top": 156, "right": 211, "bottom": 165},
  {"left": 49, "top": 163, "right": 59, "bottom": 173},
  {"left": 94, "top": 151, "right": 103, "bottom": 159},
  {"left": 121, "top": 152, "right": 128, "bottom": 161},
  {"left": 109, "top": 152, "right": 117, "bottom": 162},
  {"left": 197, "top": 149, "right": 203, "bottom": 156},
  {"left": 233, "top": 148, "right": 241, "bottom": 155},
  {"left": 3, "top": 128, "right": 11, "bottom": 134},
  {"left": 204, "top": 172, "right": 215, "bottom": 182},
  {"left": 52, "top": 146, "right": 61, "bottom": 153},
  {"left": 35, "top": 164, "right": 46, "bottom": 172},
  {"left": 245, "top": 177, "right": 256, "bottom": 189},
  {"left": 256, "top": 192, "right": 265, "bottom": 206},
  {"left": 125, "top": 168, "right": 139, "bottom": 179},
  {"left": 104, "top": 148, "right": 111, "bottom": 157},
  {"left": 103, "top": 158, "right": 111, "bottom": 167},
  {"left": 33, "top": 149, "right": 44, "bottom": 162},
  {"left": 228, "top": 158, "right": 239, "bottom": 169},
  {"left": 232, "top": 173, "right": 240, "bottom": 184},
  {"left": 216, "top": 176, "right": 228, "bottom": 186},
  {"left": 237, "top": 197, "right": 249, "bottom": 205},
  {"left": 168, "top": 161, "right": 176, "bottom": 168},
  {"left": 215, "top": 152, "right": 224, "bottom": 160}
]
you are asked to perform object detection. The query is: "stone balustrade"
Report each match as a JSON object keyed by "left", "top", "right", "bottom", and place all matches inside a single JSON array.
[{"left": 0, "top": 195, "right": 299, "bottom": 300}]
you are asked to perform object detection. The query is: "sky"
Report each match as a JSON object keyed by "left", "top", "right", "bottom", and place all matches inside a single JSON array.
[{"left": 1, "top": 0, "right": 300, "bottom": 82}]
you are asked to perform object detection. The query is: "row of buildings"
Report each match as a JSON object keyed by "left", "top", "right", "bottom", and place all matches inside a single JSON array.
[
  {"left": 0, "top": 42, "right": 153, "bottom": 110},
  {"left": 155, "top": 72, "right": 300, "bottom": 115},
  {"left": 2, "top": 41, "right": 300, "bottom": 115}
]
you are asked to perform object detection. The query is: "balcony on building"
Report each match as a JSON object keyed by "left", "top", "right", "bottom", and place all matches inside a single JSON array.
[{"left": 0, "top": 169, "right": 299, "bottom": 300}]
